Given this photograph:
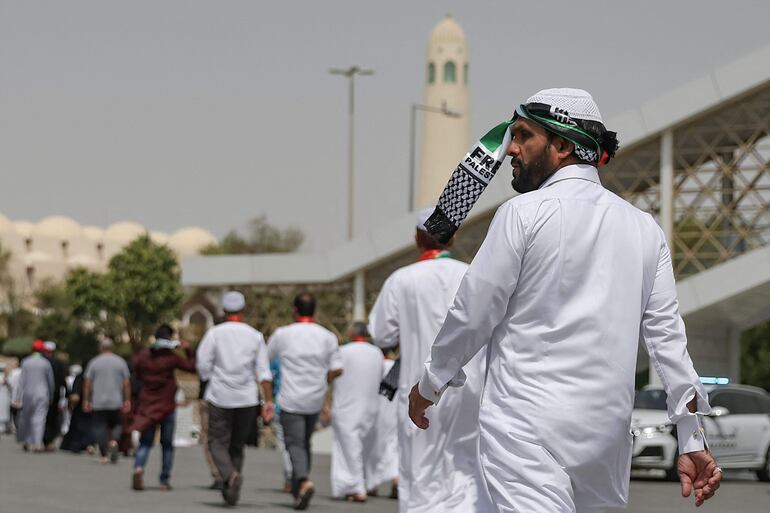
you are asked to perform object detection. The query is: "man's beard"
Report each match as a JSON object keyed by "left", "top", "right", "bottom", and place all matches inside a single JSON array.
[{"left": 510, "top": 146, "right": 554, "bottom": 194}]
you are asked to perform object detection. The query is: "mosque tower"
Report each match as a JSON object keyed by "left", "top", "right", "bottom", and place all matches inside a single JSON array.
[{"left": 416, "top": 15, "right": 470, "bottom": 209}]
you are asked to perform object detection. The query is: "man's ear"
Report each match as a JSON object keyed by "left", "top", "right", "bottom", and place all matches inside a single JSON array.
[{"left": 554, "top": 137, "right": 574, "bottom": 159}]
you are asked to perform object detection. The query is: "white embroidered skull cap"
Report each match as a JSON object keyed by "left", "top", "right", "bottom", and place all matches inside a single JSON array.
[{"left": 525, "top": 88, "right": 604, "bottom": 124}]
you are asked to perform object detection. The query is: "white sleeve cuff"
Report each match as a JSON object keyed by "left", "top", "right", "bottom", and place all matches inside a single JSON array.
[
  {"left": 418, "top": 363, "right": 467, "bottom": 405},
  {"left": 676, "top": 414, "right": 706, "bottom": 454},
  {"left": 417, "top": 373, "right": 444, "bottom": 404}
]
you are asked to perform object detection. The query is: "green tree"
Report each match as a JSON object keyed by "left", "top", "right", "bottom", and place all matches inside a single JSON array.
[
  {"left": 35, "top": 279, "right": 101, "bottom": 363},
  {"left": 65, "top": 268, "right": 120, "bottom": 338},
  {"left": 0, "top": 242, "right": 36, "bottom": 338},
  {"left": 107, "top": 235, "right": 183, "bottom": 353},
  {"left": 201, "top": 215, "right": 304, "bottom": 255},
  {"left": 63, "top": 236, "right": 183, "bottom": 354},
  {"left": 741, "top": 323, "right": 770, "bottom": 392}
]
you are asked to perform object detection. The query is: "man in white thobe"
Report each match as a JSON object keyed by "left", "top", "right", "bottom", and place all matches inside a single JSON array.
[
  {"left": 369, "top": 209, "right": 490, "bottom": 513},
  {"left": 12, "top": 340, "right": 54, "bottom": 452},
  {"left": 410, "top": 88, "right": 722, "bottom": 513},
  {"left": 365, "top": 351, "right": 399, "bottom": 498},
  {"left": 329, "top": 322, "right": 383, "bottom": 501}
]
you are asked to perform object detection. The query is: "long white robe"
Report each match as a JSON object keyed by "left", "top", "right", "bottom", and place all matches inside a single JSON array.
[
  {"left": 330, "top": 342, "right": 383, "bottom": 497},
  {"left": 420, "top": 165, "right": 710, "bottom": 513},
  {"left": 0, "top": 372, "right": 12, "bottom": 430},
  {"left": 369, "top": 256, "right": 490, "bottom": 513},
  {"left": 365, "top": 358, "right": 399, "bottom": 491},
  {"left": 13, "top": 354, "right": 54, "bottom": 447}
]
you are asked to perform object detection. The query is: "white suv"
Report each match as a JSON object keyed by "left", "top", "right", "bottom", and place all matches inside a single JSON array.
[{"left": 631, "top": 383, "right": 770, "bottom": 481}]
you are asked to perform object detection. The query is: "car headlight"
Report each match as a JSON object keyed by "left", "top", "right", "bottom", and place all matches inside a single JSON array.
[{"left": 636, "top": 424, "right": 673, "bottom": 436}]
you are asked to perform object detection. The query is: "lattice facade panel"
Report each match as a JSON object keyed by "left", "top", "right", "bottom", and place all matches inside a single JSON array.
[
  {"left": 672, "top": 86, "right": 770, "bottom": 278},
  {"left": 601, "top": 138, "right": 662, "bottom": 222}
]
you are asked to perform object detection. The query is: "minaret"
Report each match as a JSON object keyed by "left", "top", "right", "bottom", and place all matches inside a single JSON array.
[{"left": 416, "top": 15, "right": 470, "bottom": 209}]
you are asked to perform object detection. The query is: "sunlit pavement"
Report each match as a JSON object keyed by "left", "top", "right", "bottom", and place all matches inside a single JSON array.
[{"left": 1, "top": 437, "right": 767, "bottom": 512}]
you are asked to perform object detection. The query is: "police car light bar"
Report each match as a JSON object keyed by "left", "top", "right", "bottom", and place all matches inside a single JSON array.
[{"left": 700, "top": 376, "right": 730, "bottom": 385}]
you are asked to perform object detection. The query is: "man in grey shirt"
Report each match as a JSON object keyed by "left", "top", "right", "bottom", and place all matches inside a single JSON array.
[{"left": 84, "top": 339, "right": 131, "bottom": 464}]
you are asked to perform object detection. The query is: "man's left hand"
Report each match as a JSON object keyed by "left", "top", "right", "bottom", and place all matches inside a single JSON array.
[
  {"left": 678, "top": 450, "right": 722, "bottom": 507},
  {"left": 408, "top": 383, "right": 434, "bottom": 430}
]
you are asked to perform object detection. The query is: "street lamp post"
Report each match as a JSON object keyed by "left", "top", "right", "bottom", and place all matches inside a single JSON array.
[
  {"left": 329, "top": 66, "right": 374, "bottom": 240},
  {"left": 409, "top": 102, "right": 461, "bottom": 211}
]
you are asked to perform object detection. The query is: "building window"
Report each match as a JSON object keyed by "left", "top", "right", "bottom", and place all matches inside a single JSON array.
[
  {"left": 428, "top": 62, "right": 435, "bottom": 84},
  {"left": 463, "top": 63, "right": 468, "bottom": 84},
  {"left": 444, "top": 61, "right": 456, "bottom": 83}
]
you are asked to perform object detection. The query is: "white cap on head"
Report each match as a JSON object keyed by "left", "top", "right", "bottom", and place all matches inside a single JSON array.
[
  {"left": 69, "top": 364, "right": 82, "bottom": 376},
  {"left": 525, "top": 88, "right": 603, "bottom": 123},
  {"left": 222, "top": 291, "right": 246, "bottom": 313},
  {"left": 415, "top": 207, "right": 435, "bottom": 232},
  {"left": 44, "top": 341, "right": 56, "bottom": 352}
]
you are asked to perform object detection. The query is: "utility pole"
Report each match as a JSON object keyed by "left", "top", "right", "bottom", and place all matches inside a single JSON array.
[{"left": 329, "top": 66, "right": 374, "bottom": 239}]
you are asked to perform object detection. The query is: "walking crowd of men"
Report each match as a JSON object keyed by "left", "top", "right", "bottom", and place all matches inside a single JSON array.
[
  {"left": 0, "top": 285, "right": 405, "bottom": 510},
  {"left": 1, "top": 89, "right": 724, "bottom": 513}
]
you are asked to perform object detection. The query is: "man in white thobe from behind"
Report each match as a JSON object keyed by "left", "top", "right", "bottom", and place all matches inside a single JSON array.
[
  {"left": 329, "top": 322, "right": 383, "bottom": 502},
  {"left": 365, "top": 349, "right": 399, "bottom": 498},
  {"left": 410, "top": 88, "right": 723, "bottom": 513},
  {"left": 369, "top": 209, "right": 491, "bottom": 513}
]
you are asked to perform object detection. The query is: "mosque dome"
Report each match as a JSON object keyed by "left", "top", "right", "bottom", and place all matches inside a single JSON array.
[
  {"left": 150, "top": 231, "right": 170, "bottom": 245},
  {"left": 168, "top": 227, "right": 217, "bottom": 256},
  {"left": 34, "top": 216, "right": 84, "bottom": 241},
  {"left": 105, "top": 222, "right": 146, "bottom": 244},
  {"left": 430, "top": 14, "right": 466, "bottom": 44},
  {"left": 0, "top": 214, "right": 13, "bottom": 233},
  {"left": 14, "top": 221, "right": 35, "bottom": 238},
  {"left": 83, "top": 226, "right": 105, "bottom": 242}
]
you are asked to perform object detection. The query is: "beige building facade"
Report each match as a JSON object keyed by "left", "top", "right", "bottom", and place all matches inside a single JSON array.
[{"left": 0, "top": 214, "right": 216, "bottom": 294}]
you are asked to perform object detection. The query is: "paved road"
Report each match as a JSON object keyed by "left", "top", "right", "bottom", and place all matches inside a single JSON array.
[{"left": 1, "top": 438, "right": 768, "bottom": 512}]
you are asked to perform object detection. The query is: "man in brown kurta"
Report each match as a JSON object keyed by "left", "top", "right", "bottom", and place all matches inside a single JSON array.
[{"left": 130, "top": 324, "right": 196, "bottom": 491}]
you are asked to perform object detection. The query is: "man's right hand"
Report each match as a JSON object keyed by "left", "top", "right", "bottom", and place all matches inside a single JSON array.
[
  {"left": 678, "top": 450, "right": 722, "bottom": 507},
  {"left": 83, "top": 401, "right": 93, "bottom": 413}
]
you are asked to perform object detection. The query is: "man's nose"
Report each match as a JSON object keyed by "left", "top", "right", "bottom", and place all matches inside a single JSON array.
[{"left": 507, "top": 141, "right": 520, "bottom": 158}]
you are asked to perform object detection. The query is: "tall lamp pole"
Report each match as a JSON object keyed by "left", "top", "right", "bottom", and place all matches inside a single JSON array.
[
  {"left": 409, "top": 102, "right": 461, "bottom": 211},
  {"left": 330, "top": 66, "right": 374, "bottom": 240}
]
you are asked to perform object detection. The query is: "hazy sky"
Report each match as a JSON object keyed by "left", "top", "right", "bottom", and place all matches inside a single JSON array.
[{"left": 1, "top": 1, "right": 769, "bottom": 251}]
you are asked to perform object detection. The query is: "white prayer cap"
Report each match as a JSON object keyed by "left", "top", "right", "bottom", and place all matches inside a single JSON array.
[
  {"left": 44, "top": 341, "right": 57, "bottom": 352},
  {"left": 525, "top": 88, "right": 604, "bottom": 123},
  {"left": 415, "top": 207, "right": 435, "bottom": 232},
  {"left": 222, "top": 291, "right": 246, "bottom": 312},
  {"left": 69, "top": 364, "right": 82, "bottom": 376}
]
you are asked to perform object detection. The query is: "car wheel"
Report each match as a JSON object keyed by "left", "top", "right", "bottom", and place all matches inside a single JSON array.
[
  {"left": 757, "top": 446, "right": 770, "bottom": 482},
  {"left": 665, "top": 452, "right": 680, "bottom": 482}
]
